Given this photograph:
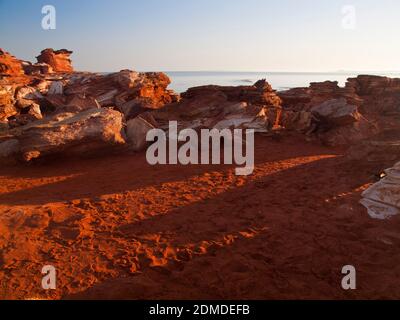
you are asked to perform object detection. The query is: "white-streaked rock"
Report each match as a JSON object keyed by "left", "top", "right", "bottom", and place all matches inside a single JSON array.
[{"left": 360, "top": 161, "right": 400, "bottom": 219}]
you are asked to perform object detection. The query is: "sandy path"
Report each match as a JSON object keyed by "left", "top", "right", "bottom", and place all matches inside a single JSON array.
[{"left": 1, "top": 134, "right": 400, "bottom": 300}]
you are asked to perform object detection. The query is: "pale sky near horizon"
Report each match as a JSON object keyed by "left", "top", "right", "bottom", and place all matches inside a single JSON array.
[{"left": 0, "top": 0, "right": 399, "bottom": 72}]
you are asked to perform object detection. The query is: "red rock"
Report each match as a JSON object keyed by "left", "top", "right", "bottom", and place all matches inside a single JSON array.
[
  {"left": 347, "top": 75, "right": 400, "bottom": 115},
  {"left": 0, "top": 86, "right": 16, "bottom": 121},
  {"left": 41, "top": 95, "right": 67, "bottom": 112},
  {"left": 0, "top": 49, "right": 24, "bottom": 77},
  {"left": 63, "top": 71, "right": 175, "bottom": 110},
  {"left": 6, "top": 108, "right": 126, "bottom": 162},
  {"left": 277, "top": 87, "right": 312, "bottom": 111},
  {"left": 22, "top": 62, "right": 53, "bottom": 75},
  {"left": 182, "top": 80, "right": 282, "bottom": 107},
  {"left": 0, "top": 104, "right": 17, "bottom": 121},
  {"left": 281, "top": 110, "right": 314, "bottom": 133},
  {"left": 119, "top": 99, "right": 152, "bottom": 120},
  {"left": 280, "top": 75, "right": 400, "bottom": 117},
  {"left": 317, "top": 117, "right": 378, "bottom": 146},
  {"left": 148, "top": 80, "right": 282, "bottom": 132},
  {"left": 136, "top": 72, "right": 175, "bottom": 108},
  {"left": 311, "top": 98, "right": 361, "bottom": 127},
  {"left": 36, "top": 48, "right": 74, "bottom": 73},
  {"left": 278, "top": 80, "right": 362, "bottom": 112},
  {"left": 125, "top": 116, "right": 156, "bottom": 151}
]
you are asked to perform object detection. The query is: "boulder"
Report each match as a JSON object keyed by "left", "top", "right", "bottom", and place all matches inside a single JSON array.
[
  {"left": 0, "top": 91, "right": 17, "bottom": 121},
  {"left": 41, "top": 95, "right": 67, "bottom": 112},
  {"left": 36, "top": 48, "right": 74, "bottom": 73},
  {"left": 281, "top": 110, "right": 314, "bottom": 133},
  {"left": 135, "top": 72, "right": 174, "bottom": 108},
  {"left": 8, "top": 108, "right": 125, "bottom": 161},
  {"left": 318, "top": 117, "right": 378, "bottom": 146},
  {"left": 278, "top": 87, "right": 312, "bottom": 111},
  {"left": 47, "top": 81, "right": 64, "bottom": 95},
  {"left": 311, "top": 98, "right": 361, "bottom": 126},
  {"left": 24, "top": 103, "right": 42, "bottom": 119},
  {"left": 360, "top": 198, "right": 400, "bottom": 220},
  {"left": 125, "top": 116, "right": 156, "bottom": 151},
  {"left": 360, "top": 161, "right": 400, "bottom": 219},
  {"left": 63, "top": 94, "right": 99, "bottom": 112},
  {"left": 119, "top": 99, "right": 153, "bottom": 120},
  {"left": 15, "top": 86, "right": 43, "bottom": 100},
  {"left": 211, "top": 105, "right": 280, "bottom": 132}
]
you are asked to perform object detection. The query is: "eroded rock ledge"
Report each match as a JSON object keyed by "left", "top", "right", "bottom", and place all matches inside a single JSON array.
[{"left": 0, "top": 48, "right": 399, "bottom": 167}]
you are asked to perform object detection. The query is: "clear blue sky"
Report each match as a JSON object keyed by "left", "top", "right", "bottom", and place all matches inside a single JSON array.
[{"left": 1, "top": 0, "right": 399, "bottom": 72}]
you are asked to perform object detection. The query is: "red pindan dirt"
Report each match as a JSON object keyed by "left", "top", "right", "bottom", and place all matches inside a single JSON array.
[{"left": 1, "top": 134, "right": 400, "bottom": 300}]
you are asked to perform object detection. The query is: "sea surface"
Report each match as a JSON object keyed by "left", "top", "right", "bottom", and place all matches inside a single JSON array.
[{"left": 164, "top": 71, "right": 400, "bottom": 93}]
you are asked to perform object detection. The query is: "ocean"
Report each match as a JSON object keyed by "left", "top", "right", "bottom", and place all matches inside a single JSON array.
[{"left": 164, "top": 71, "right": 400, "bottom": 93}]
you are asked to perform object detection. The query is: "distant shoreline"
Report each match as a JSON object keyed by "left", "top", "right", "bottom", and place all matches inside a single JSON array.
[{"left": 162, "top": 71, "right": 400, "bottom": 93}]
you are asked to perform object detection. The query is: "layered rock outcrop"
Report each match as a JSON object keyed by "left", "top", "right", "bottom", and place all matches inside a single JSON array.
[
  {"left": 181, "top": 79, "right": 282, "bottom": 107},
  {"left": 278, "top": 80, "right": 361, "bottom": 112},
  {"left": 10, "top": 108, "right": 125, "bottom": 162},
  {"left": 63, "top": 70, "right": 177, "bottom": 113},
  {"left": 279, "top": 75, "right": 400, "bottom": 117},
  {"left": 0, "top": 48, "right": 179, "bottom": 161},
  {"left": 278, "top": 75, "right": 400, "bottom": 146},
  {"left": 146, "top": 80, "right": 283, "bottom": 134},
  {"left": 0, "top": 47, "right": 399, "bottom": 165},
  {"left": 347, "top": 75, "right": 400, "bottom": 115},
  {"left": 36, "top": 48, "right": 74, "bottom": 73},
  {"left": 0, "top": 49, "right": 24, "bottom": 77}
]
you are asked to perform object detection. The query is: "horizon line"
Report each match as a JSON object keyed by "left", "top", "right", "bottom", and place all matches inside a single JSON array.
[{"left": 131, "top": 70, "right": 400, "bottom": 75}]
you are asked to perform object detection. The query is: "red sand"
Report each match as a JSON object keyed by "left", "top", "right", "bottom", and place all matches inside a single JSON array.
[{"left": 1, "top": 134, "right": 400, "bottom": 300}]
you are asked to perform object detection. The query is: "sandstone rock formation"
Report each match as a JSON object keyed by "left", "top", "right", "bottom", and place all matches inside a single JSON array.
[
  {"left": 347, "top": 75, "right": 400, "bottom": 115},
  {"left": 3, "top": 108, "right": 125, "bottom": 162},
  {"left": 0, "top": 48, "right": 181, "bottom": 162},
  {"left": 181, "top": 79, "right": 282, "bottom": 107},
  {"left": 36, "top": 48, "right": 74, "bottom": 73},
  {"left": 0, "top": 86, "right": 16, "bottom": 121},
  {"left": 0, "top": 49, "right": 24, "bottom": 77},
  {"left": 279, "top": 75, "right": 400, "bottom": 118},
  {"left": 146, "top": 80, "right": 283, "bottom": 133},
  {"left": 280, "top": 110, "right": 314, "bottom": 133},
  {"left": 307, "top": 98, "right": 378, "bottom": 145},
  {"left": 0, "top": 48, "right": 399, "bottom": 165},
  {"left": 278, "top": 80, "right": 361, "bottom": 112},
  {"left": 63, "top": 70, "right": 176, "bottom": 112},
  {"left": 278, "top": 75, "right": 400, "bottom": 146},
  {"left": 311, "top": 98, "right": 361, "bottom": 126}
]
